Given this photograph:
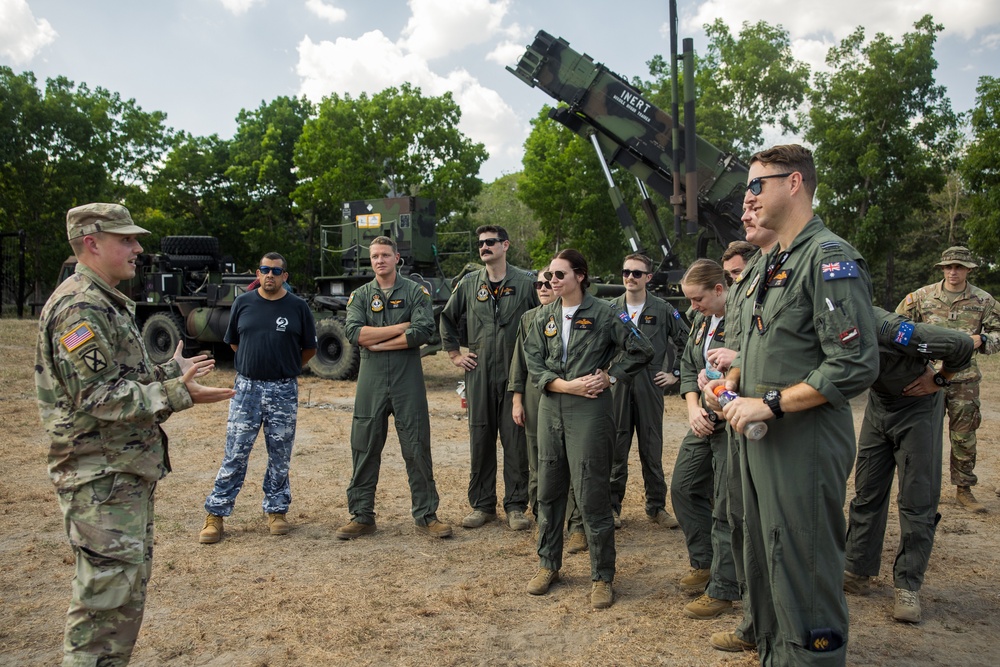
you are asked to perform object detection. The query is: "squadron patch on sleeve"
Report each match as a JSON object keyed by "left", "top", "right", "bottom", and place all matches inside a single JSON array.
[
  {"left": 347, "top": 291, "right": 355, "bottom": 306},
  {"left": 60, "top": 323, "right": 95, "bottom": 352},
  {"left": 421, "top": 285, "right": 431, "bottom": 298},
  {"left": 893, "top": 321, "right": 914, "bottom": 347}
]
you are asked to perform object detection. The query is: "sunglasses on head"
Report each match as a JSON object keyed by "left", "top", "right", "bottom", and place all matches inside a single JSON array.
[
  {"left": 544, "top": 270, "right": 574, "bottom": 281},
  {"left": 745, "top": 172, "right": 794, "bottom": 196},
  {"left": 258, "top": 266, "right": 285, "bottom": 276},
  {"left": 477, "top": 237, "right": 505, "bottom": 248},
  {"left": 621, "top": 269, "right": 648, "bottom": 279},
  {"left": 533, "top": 280, "right": 552, "bottom": 290}
]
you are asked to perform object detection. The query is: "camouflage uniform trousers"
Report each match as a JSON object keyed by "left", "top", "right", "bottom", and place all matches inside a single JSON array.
[
  {"left": 57, "top": 474, "right": 155, "bottom": 667},
  {"left": 945, "top": 379, "right": 982, "bottom": 487},
  {"left": 205, "top": 374, "right": 298, "bottom": 516}
]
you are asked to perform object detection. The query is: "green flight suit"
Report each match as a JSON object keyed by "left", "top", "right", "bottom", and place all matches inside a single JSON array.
[
  {"left": 509, "top": 307, "right": 580, "bottom": 528},
  {"left": 344, "top": 274, "right": 441, "bottom": 526},
  {"left": 36, "top": 263, "right": 193, "bottom": 666},
  {"left": 608, "top": 292, "right": 689, "bottom": 516},
  {"left": 845, "top": 308, "right": 974, "bottom": 591},
  {"left": 722, "top": 250, "right": 764, "bottom": 645},
  {"left": 441, "top": 263, "right": 539, "bottom": 514},
  {"left": 523, "top": 293, "right": 653, "bottom": 582},
  {"left": 896, "top": 281, "right": 1000, "bottom": 487},
  {"left": 672, "top": 310, "right": 738, "bottom": 601},
  {"left": 731, "top": 216, "right": 878, "bottom": 666}
]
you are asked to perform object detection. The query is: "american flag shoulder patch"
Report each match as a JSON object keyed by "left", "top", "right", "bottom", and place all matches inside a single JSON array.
[{"left": 60, "top": 323, "right": 95, "bottom": 352}]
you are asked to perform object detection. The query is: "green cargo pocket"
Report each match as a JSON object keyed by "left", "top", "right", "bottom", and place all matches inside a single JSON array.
[{"left": 73, "top": 547, "right": 139, "bottom": 611}]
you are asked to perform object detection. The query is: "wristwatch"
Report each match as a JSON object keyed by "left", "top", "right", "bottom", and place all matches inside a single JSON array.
[
  {"left": 933, "top": 372, "right": 951, "bottom": 387},
  {"left": 763, "top": 390, "right": 784, "bottom": 419},
  {"left": 608, "top": 374, "right": 618, "bottom": 386},
  {"left": 672, "top": 369, "right": 681, "bottom": 377}
]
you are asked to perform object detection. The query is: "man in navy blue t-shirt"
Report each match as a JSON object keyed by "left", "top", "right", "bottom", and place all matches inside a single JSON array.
[{"left": 199, "top": 252, "right": 317, "bottom": 543}]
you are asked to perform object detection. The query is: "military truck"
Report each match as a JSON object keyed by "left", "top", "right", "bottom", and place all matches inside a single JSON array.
[
  {"left": 508, "top": 30, "right": 749, "bottom": 299},
  {"left": 307, "top": 196, "right": 472, "bottom": 380},
  {"left": 59, "top": 236, "right": 254, "bottom": 365}
]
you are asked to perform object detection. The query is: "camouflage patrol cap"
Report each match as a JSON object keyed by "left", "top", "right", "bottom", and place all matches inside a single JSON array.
[
  {"left": 66, "top": 203, "right": 150, "bottom": 241},
  {"left": 935, "top": 246, "right": 978, "bottom": 269}
]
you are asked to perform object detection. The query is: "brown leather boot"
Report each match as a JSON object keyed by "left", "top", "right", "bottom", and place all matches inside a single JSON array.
[
  {"left": 199, "top": 514, "right": 224, "bottom": 544},
  {"left": 267, "top": 513, "right": 290, "bottom": 535},
  {"left": 957, "top": 486, "right": 987, "bottom": 513}
]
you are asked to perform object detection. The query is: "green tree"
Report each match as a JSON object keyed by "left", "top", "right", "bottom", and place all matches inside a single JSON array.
[
  {"left": 806, "top": 15, "right": 959, "bottom": 309},
  {"left": 0, "top": 68, "right": 172, "bottom": 294},
  {"left": 960, "top": 76, "right": 1000, "bottom": 260},
  {"left": 293, "top": 83, "right": 488, "bottom": 272},
  {"left": 517, "top": 107, "right": 628, "bottom": 275},
  {"left": 466, "top": 173, "right": 539, "bottom": 270},
  {"left": 226, "top": 96, "right": 314, "bottom": 273},
  {"left": 642, "top": 19, "right": 810, "bottom": 157}
]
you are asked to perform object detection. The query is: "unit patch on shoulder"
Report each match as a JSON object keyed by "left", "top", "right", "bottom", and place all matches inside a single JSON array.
[
  {"left": 672, "top": 309, "right": 681, "bottom": 320},
  {"left": 371, "top": 294, "right": 384, "bottom": 312},
  {"left": 543, "top": 315, "right": 558, "bottom": 338},
  {"left": 60, "top": 322, "right": 95, "bottom": 352},
  {"left": 81, "top": 345, "right": 108, "bottom": 374},
  {"left": 421, "top": 286, "right": 431, "bottom": 298},
  {"left": 347, "top": 291, "right": 355, "bottom": 306},
  {"left": 893, "top": 321, "right": 914, "bottom": 347},
  {"left": 905, "top": 293, "right": 915, "bottom": 306},
  {"left": 821, "top": 261, "right": 859, "bottom": 281},
  {"left": 476, "top": 284, "right": 490, "bottom": 302}
]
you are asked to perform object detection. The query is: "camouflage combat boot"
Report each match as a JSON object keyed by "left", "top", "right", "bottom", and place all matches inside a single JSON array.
[
  {"left": 957, "top": 486, "right": 987, "bottom": 513},
  {"left": 199, "top": 514, "right": 224, "bottom": 544}
]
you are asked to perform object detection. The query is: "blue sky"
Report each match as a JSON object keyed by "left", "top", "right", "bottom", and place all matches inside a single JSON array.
[{"left": 2, "top": 0, "right": 999, "bottom": 181}]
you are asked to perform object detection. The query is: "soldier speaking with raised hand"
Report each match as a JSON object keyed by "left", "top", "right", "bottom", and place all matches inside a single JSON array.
[{"left": 36, "top": 203, "right": 235, "bottom": 666}]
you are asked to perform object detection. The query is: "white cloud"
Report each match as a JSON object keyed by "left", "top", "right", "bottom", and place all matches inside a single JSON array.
[
  {"left": 0, "top": 0, "right": 56, "bottom": 64},
  {"left": 686, "top": 0, "right": 1000, "bottom": 42},
  {"left": 219, "top": 0, "right": 264, "bottom": 16},
  {"left": 305, "top": 0, "right": 346, "bottom": 24},
  {"left": 398, "top": 0, "right": 510, "bottom": 60},
  {"left": 982, "top": 32, "right": 1000, "bottom": 50},
  {"left": 486, "top": 40, "right": 528, "bottom": 66},
  {"left": 296, "top": 30, "right": 523, "bottom": 176}
]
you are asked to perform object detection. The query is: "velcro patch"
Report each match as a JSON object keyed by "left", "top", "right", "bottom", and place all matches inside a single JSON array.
[
  {"left": 822, "top": 261, "right": 859, "bottom": 281},
  {"left": 573, "top": 318, "right": 594, "bottom": 330},
  {"left": 60, "top": 323, "right": 95, "bottom": 352},
  {"left": 893, "top": 321, "right": 914, "bottom": 347},
  {"left": 672, "top": 310, "right": 681, "bottom": 319},
  {"left": 642, "top": 314, "right": 657, "bottom": 325},
  {"left": 840, "top": 327, "right": 860, "bottom": 344},
  {"left": 81, "top": 345, "right": 109, "bottom": 373},
  {"left": 768, "top": 269, "right": 791, "bottom": 287},
  {"left": 388, "top": 299, "right": 405, "bottom": 309}
]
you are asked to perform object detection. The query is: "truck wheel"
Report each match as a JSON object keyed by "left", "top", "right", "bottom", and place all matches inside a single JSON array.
[
  {"left": 142, "top": 312, "right": 186, "bottom": 365},
  {"left": 161, "top": 236, "right": 220, "bottom": 257},
  {"left": 309, "top": 318, "right": 360, "bottom": 380}
]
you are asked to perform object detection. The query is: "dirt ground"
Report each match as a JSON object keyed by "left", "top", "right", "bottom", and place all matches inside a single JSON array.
[{"left": 2, "top": 316, "right": 999, "bottom": 667}]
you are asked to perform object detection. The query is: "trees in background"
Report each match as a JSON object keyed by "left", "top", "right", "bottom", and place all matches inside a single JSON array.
[{"left": 806, "top": 15, "right": 959, "bottom": 308}]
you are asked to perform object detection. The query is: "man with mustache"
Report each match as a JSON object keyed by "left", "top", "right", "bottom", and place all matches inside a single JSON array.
[{"left": 441, "top": 226, "right": 539, "bottom": 531}]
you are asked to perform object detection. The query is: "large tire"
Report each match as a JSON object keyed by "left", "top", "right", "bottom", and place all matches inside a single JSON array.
[
  {"left": 309, "top": 317, "right": 360, "bottom": 380},
  {"left": 161, "top": 236, "right": 220, "bottom": 257},
  {"left": 142, "top": 312, "right": 185, "bottom": 365}
]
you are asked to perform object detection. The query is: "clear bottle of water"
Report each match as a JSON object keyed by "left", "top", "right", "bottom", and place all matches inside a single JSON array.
[
  {"left": 706, "top": 360, "right": 723, "bottom": 381},
  {"left": 713, "top": 386, "right": 768, "bottom": 440}
]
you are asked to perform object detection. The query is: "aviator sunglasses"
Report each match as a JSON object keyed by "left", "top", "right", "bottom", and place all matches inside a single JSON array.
[
  {"left": 477, "top": 237, "right": 505, "bottom": 248},
  {"left": 745, "top": 172, "right": 793, "bottom": 196},
  {"left": 258, "top": 266, "right": 286, "bottom": 276},
  {"left": 533, "top": 280, "right": 552, "bottom": 290},
  {"left": 544, "top": 270, "right": 576, "bottom": 281}
]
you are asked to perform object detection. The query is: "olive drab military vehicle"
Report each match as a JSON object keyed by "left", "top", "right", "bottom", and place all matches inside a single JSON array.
[
  {"left": 308, "top": 196, "right": 470, "bottom": 380},
  {"left": 508, "top": 30, "right": 749, "bottom": 298},
  {"left": 58, "top": 236, "right": 252, "bottom": 365}
]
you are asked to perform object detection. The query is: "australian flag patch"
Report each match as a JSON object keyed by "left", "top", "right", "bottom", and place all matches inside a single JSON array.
[
  {"left": 894, "top": 321, "right": 914, "bottom": 347},
  {"left": 821, "top": 261, "right": 859, "bottom": 281}
]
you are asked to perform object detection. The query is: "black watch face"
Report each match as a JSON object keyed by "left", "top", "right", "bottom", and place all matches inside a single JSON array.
[
  {"left": 764, "top": 390, "right": 779, "bottom": 402},
  {"left": 934, "top": 374, "right": 947, "bottom": 386}
]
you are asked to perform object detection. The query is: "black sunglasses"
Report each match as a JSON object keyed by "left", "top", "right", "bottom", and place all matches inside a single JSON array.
[
  {"left": 746, "top": 172, "right": 793, "bottom": 196},
  {"left": 621, "top": 269, "right": 648, "bottom": 279},
  {"left": 544, "top": 270, "right": 575, "bottom": 281},
  {"left": 258, "top": 266, "right": 285, "bottom": 276},
  {"left": 477, "top": 237, "right": 505, "bottom": 248},
  {"left": 533, "top": 280, "right": 552, "bottom": 290}
]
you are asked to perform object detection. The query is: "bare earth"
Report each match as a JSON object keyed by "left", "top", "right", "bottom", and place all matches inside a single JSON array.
[{"left": 1, "top": 317, "right": 999, "bottom": 666}]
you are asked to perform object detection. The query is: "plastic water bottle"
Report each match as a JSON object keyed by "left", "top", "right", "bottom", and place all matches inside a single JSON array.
[
  {"left": 706, "top": 360, "right": 723, "bottom": 381},
  {"left": 713, "top": 386, "right": 768, "bottom": 440}
]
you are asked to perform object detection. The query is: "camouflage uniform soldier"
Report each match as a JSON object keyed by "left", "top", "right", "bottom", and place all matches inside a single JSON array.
[
  {"left": 36, "top": 203, "right": 234, "bottom": 667},
  {"left": 896, "top": 246, "right": 1000, "bottom": 513},
  {"left": 441, "top": 226, "right": 539, "bottom": 531},
  {"left": 844, "top": 307, "right": 974, "bottom": 623}
]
